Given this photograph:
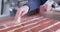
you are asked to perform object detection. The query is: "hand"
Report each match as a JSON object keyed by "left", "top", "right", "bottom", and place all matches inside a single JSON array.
[
  {"left": 15, "top": 5, "right": 29, "bottom": 23},
  {"left": 17, "top": 5, "right": 29, "bottom": 17}
]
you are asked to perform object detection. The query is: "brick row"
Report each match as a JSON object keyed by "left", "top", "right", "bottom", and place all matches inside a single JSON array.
[
  {"left": 0, "top": 25, "right": 22, "bottom": 32},
  {"left": 0, "top": 17, "right": 45, "bottom": 32},
  {"left": 50, "top": 24, "right": 60, "bottom": 31},
  {"left": 31, "top": 20, "right": 58, "bottom": 32},
  {"left": 21, "top": 16, "right": 43, "bottom": 22},
  {"left": 0, "top": 17, "right": 59, "bottom": 32},
  {"left": 41, "top": 24, "right": 60, "bottom": 32},
  {"left": 21, "top": 18, "right": 49, "bottom": 26},
  {"left": 11, "top": 18, "right": 52, "bottom": 32}
]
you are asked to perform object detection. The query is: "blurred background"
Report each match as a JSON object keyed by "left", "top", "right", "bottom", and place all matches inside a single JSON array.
[
  {"left": 0, "top": 0, "right": 28, "bottom": 20},
  {"left": 0, "top": 0, "right": 60, "bottom": 20}
]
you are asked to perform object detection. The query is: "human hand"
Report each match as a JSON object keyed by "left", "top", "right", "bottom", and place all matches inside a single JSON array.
[
  {"left": 17, "top": 5, "right": 29, "bottom": 17},
  {"left": 15, "top": 5, "right": 29, "bottom": 23}
]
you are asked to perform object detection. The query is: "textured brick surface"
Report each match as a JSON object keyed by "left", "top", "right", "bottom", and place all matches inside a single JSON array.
[{"left": 0, "top": 15, "right": 60, "bottom": 32}]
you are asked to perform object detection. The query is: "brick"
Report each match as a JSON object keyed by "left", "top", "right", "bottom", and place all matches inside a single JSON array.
[
  {"left": 50, "top": 24, "right": 60, "bottom": 31},
  {"left": 31, "top": 20, "right": 57, "bottom": 32},
  {"left": 0, "top": 25, "right": 22, "bottom": 32},
  {"left": 14, "top": 18, "right": 52, "bottom": 32}
]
